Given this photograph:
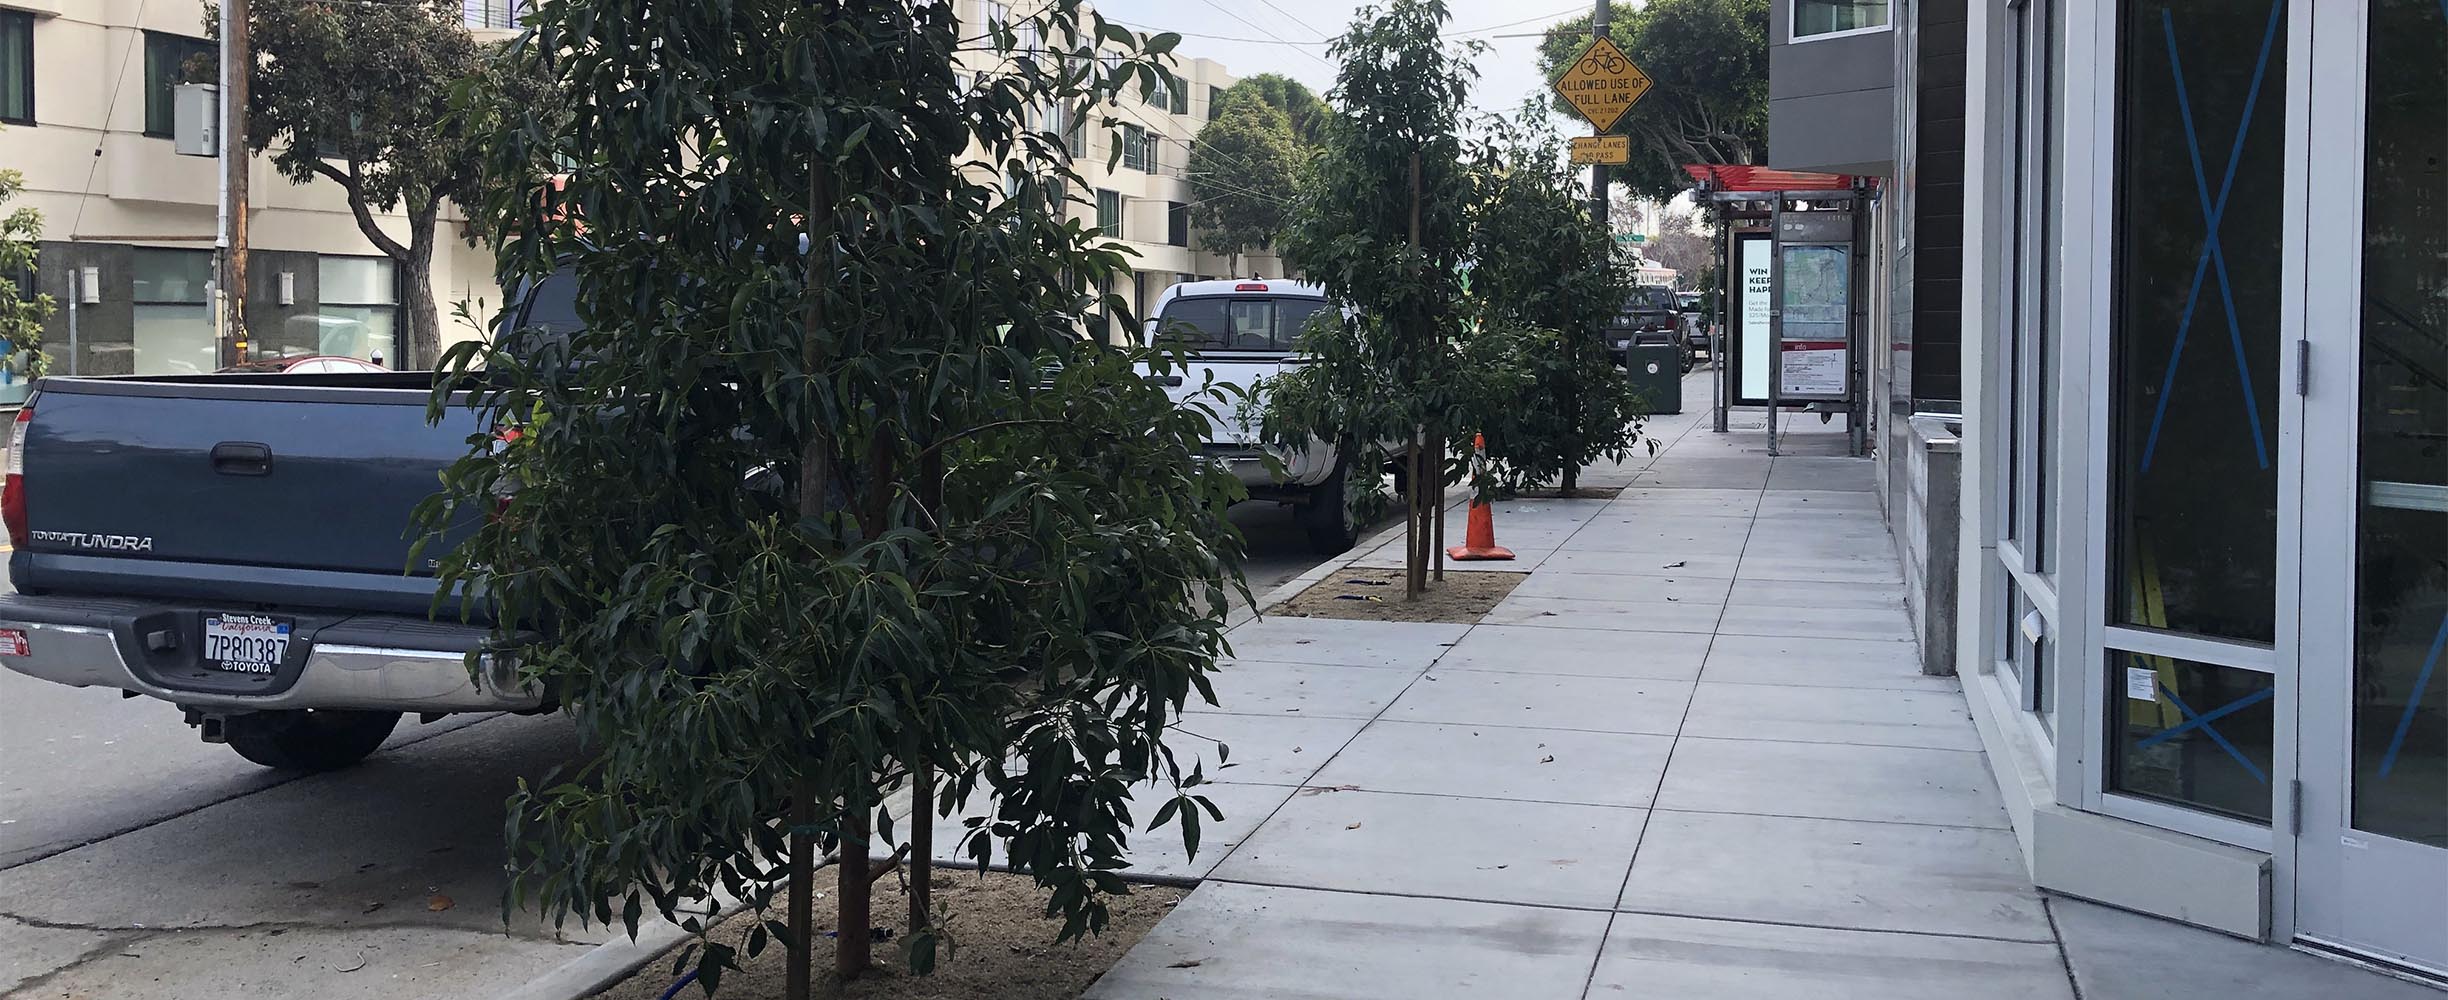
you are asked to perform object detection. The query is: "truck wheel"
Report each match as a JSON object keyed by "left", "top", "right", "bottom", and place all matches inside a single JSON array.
[
  {"left": 224, "top": 710, "right": 400, "bottom": 771},
  {"left": 1301, "top": 463, "right": 1362, "bottom": 555}
]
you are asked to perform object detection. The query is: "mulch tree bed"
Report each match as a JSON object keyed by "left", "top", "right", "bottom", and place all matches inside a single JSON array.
[
  {"left": 1269, "top": 567, "right": 1529, "bottom": 624},
  {"left": 597, "top": 871, "right": 1185, "bottom": 1000}
]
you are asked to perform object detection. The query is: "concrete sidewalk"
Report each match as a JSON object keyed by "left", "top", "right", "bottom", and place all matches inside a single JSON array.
[{"left": 1052, "top": 382, "right": 2433, "bottom": 999}]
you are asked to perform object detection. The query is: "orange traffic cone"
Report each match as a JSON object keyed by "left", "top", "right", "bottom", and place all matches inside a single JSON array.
[{"left": 1447, "top": 433, "right": 1514, "bottom": 561}]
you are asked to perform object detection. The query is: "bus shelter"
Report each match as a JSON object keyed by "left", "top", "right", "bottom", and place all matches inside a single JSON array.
[{"left": 1682, "top": 165, "right": 1875, "bottom": 456}]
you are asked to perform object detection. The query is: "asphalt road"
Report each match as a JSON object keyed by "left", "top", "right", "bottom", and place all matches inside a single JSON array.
[{"left": 0, "top": 500, "right": 1334, "bottom": 998}]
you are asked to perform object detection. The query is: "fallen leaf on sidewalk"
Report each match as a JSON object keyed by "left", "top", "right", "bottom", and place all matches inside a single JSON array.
[
  {"left": 335, "top": 954, "right": 368, "bottom": 974},
  {"left": 1168, "top": 959, "right": 1205, "bottom": 968},
  {"left": 1662, "top": 560, "right": 1686, "bottom": 568},
  {"left": 1539, "top": 755, "right": 1555, "bottom": 764},
  {"left": 426, "top": 894, "right": 455, "bottom": 912},
  {"left": 361, "top": 902, "right": 385, "bottom": 915},
  {"left": 1346, "top": 822, "right": 1363, "bottom": 830}
]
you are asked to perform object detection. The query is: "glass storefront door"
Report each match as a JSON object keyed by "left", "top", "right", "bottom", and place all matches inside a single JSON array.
[{"left": 2296, "top": 0, "right": 2448, "bottom": 977}]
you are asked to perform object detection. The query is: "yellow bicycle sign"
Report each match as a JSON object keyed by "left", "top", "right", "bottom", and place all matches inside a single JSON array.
[{"left": 1552, "top": 36, "right": 1652, "bottom": 133}]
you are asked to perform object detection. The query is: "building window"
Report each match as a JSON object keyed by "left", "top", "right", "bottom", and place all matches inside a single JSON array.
[
  {"left": 1992, "top": 0, "right": 2065, "bottom": 732},
  {"left": 1121, "top": 123, "right": 1153, "bottom": 172},
  {"left": 1792, "top": 1, "right": 1890, "bottom": 39},
  {"left": 1208, "top": 84, "right": 1226, "bottom": 120},
  {"left": 462, "top": 0, "right": 525, "bottom": 29},
  {"left": 314, "top": 256, "right": 399, "bottom": 366},
  {"left": 143, "top": 32, "right": 213, "bottom": 138},
  {"left": 2103, "top": 0, "right": 2289, "bottom": 822},
  {"left": 1096, "top": 189, "right": 1123, "bottom": 237},
  {"left": 0, "top": 11, "right": 31, "bottom": 126},
  {"left": 1043, "top": 101, "right": 1084, "bottom": 158},
  {"left": 131, "top": 248, "right": 218, "bottom": 375},
  {"left": 1167, "top": 202, "right": 1190, "bottom": 247}
]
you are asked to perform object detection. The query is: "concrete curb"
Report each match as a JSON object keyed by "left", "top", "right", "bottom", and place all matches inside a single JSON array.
[{"left": 505, "top": 787, "right": 913, "bottom": 1000}]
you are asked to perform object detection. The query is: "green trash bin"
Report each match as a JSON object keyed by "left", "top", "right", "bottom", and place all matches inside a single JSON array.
[{"left": 1625, "top": 344, "right": 1683, "bottom": 415}]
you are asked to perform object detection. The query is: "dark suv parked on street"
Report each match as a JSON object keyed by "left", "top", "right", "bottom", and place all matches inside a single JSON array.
[{"left": 1605, "top": 285, "right": 1693, "bottom": 373}]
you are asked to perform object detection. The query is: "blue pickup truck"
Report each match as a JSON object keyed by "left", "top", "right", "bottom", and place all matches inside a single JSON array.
[{"left": 0, "top": 278, "right": 580, "bottom": 770}]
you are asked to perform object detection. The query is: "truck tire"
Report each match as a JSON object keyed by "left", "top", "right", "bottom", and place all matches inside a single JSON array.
[
  {"left": 224, "top": 710, "right": 400, "bottom": 771},
  {"left": 1301, "top": 460, "right": 1362, "bottom": 555}
]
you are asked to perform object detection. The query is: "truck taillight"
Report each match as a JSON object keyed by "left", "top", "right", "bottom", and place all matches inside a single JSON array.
[{"left": 3, "top": 407, "right": 30, "bottom": 549}]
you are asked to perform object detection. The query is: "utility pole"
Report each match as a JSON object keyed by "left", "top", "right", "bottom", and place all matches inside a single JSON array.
[
  {"left": 218, "top": 0, "right": 250, "bottom": 366},
  {"left": 1559, "top": 0, "right": 1615, "bottom": 497},
  {"left": 1590, "top": 1, "right": 1610, "bottom": 228}
]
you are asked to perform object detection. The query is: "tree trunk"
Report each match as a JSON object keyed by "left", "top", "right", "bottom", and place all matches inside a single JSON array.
[
  {"left": 835, "top": 791, "right": 871, "bottom": 978},
  {"left": 400, "top": 205, "right": 442, "bottom": 370},
  {"left": 908, "top": 761, "right": 932, "bottom": 933},
  {"left": 786, "top": 778, "right": 816, "bottom": 1000}
]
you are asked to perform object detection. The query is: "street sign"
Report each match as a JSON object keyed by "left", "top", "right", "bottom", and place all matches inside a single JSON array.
[
  {"left": 1551, "top": 36, "right": 1653, "bottom": 133},
  {"left": 1569, "top": 135, "right": 1630, "bottom": 165}
]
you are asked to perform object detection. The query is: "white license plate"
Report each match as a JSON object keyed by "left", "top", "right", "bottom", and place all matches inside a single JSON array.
[{"left": 203, "top": 614, "right": 293, "bottom": 674}]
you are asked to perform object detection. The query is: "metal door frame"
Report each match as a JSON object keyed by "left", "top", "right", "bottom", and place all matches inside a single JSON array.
[{"left": 2294, "top": 0, "right": 2448, "bottom": 977}]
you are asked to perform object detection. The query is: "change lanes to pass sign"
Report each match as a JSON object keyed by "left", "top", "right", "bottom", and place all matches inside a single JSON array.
[
  {"left": 1552, "top": 36, "right": 1653, "bottom": 132},
  {"left": 1570, "top": 135, "right": 1630, "bottom": 165}
]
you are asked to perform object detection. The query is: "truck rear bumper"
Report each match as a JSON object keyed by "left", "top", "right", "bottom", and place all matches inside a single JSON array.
[{"left": 0, "top": 594, "right": 542, "bottom": 713}]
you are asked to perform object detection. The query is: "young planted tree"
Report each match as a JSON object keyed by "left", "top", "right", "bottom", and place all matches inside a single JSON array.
[
  {"left": 1268, "top": 0, "right": 1478, "bottom": 598},
  {"left": 427, "top": 1, "right": 1245, "bottom": 993},
  {"left": 0, "top": 151, "right": 55, "bottom": 378},
  {"left": 1537, "top": 0, "right": 1768, "bottom": 200},
  {"left": 1462, "top": 111, "right": 1651, "bottom": 495},
  {"left": 1187, "top": 92, "right": 1299, "bottom": 275},
  {"left": 217, "top": 0, "right": 496, "bottom": 367}
]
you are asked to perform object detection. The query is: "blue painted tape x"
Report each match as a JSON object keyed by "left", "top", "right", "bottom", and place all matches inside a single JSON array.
[
  {"left": 2138, "top": 1, "right": 2283, "bottom": 475},
  {"left": 2138, "top": 684, "right": 2275, "bottom": 785},
  {"left": 2378, "top": 611, "right": 2448, "bottom": 778}
]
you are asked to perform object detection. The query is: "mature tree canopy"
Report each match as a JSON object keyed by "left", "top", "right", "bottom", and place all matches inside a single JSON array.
[
  {"left": 1538, "top": 0, "right": 1767, "bottom": 199},
  {"left": 1220, "top": 72, "right": 1331, "bottom": 146},
  {"left": 218, "top": 0, "right": 549, "bottom": 367},
  {"left": 1188, "top": 93, "right": 1300, "bottom": 273}
]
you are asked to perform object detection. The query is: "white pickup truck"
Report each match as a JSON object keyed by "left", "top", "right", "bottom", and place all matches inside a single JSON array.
[{"left": 1141, "top": 279, "right": 1363, "bottom": 553}]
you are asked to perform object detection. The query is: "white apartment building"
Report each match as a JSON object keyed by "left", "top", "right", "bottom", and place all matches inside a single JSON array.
[
  {"left": 0, "top": 0, "right": 512, "bottom": 394},
  {"left": 0, "top": 0, "right": 1259, "bottom": 386},
  {"left": 956, "top": 1, "right": 1277, "bottom": 341}
]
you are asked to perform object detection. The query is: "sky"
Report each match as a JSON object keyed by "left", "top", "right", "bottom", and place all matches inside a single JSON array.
[{"left": 1091, "top": 0, "right": 1597, "bottom": 120}]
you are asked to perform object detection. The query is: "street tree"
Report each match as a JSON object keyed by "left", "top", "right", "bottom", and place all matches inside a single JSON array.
[
  {"left": 1188, "top": 92, "right": 1299, "bottom": 274},
  {"left": 0, "top": 148, "right": 54, "bottom": 379},
  {"left": 215, "top": 0, "right": 517, "bottom": 368},
  {"left": 1644, "top": 210, "right": 1718, "bottom": 294},
  {"left": 1221, "top": 72, "right": 1332, "bottom": 146},
  {"left": 1462, "top": 111, "right": 1649, "bottom": 495},
  {"left": 1268, "top": 0, "right": 1478, "bottom": 598},
  {"left": 424, "top": 1, "right": 1245, "bottom": 994},
  {"left": 1537, "top": 0, "right": 1768, "bottom": 200}
]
